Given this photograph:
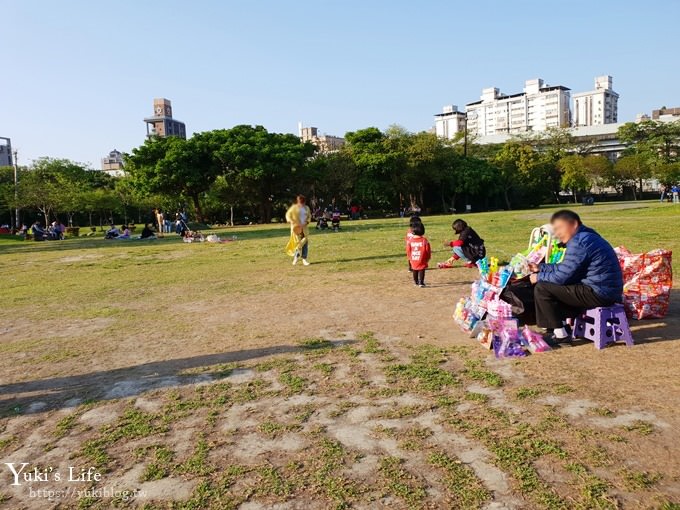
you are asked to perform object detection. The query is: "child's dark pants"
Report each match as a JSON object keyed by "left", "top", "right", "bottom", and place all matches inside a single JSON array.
[{"left": 412, "top": 269, "right": 425, "bottom": 285}]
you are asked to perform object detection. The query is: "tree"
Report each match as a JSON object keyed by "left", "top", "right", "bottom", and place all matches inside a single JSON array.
[
  {"left": 655, "top": 162, "right": 680, "bottom": 187},
  {"left": 559, "top": 155, "right": 589, "bottom": 203},
  {"left": 305, "top": 151, "right": 358, "bottom": 209},
  {"left": 613, "top": 153, "right": 653, "bottom": 198},
  {"left": 214, "top": 125, "right": 316, "bottom": 223},
  {"left": 345, "top": 127, "right": 396, "bottom": 208},
  {"left": 492, "top": 142, "right": 549, "bottom": 209},
  {"left": 126, "top": 133, "right": 224, "bottom": 222},
  {"left": 618, "top": 120, "right": 680, "bottom": 163},
  {"left": 16, "top": 158, "right": 93, "bottom": 226}
]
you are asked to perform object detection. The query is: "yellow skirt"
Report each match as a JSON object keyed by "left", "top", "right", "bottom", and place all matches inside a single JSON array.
[{"left": 285, "top": 232, "right": 308, "bottom": 257}]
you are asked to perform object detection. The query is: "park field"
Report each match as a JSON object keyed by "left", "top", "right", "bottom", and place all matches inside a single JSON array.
[{"left": 0, "top": 201, "right": 679, "bottom": 509}]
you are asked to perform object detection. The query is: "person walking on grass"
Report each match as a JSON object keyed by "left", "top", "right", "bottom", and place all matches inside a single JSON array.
[
  {"left": 672, "top": 185, "right": 680, "bottom": 204},
  {"left": 406, "top": 222, "right": 431, "bottom": 288},
  {"left": 285, "top": 195, "right": 312, "bottom": 266}
]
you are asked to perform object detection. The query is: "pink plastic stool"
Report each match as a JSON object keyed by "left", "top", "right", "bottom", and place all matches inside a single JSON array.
[{"left": 572, "top": 304, "right": 634, "bottom": 349}]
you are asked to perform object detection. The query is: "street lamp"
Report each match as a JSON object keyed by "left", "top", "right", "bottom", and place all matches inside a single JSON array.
[{"left": 13, "top": 149, "right": 19, "bottom": 229}]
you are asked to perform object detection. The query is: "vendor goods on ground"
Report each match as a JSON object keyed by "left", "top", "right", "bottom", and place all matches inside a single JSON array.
[
  {"left": 615, "top": 246, "right": 672, "bottom": 320},
  {"left": 453, "top": 226, "right": 566, "bottom": 357}
]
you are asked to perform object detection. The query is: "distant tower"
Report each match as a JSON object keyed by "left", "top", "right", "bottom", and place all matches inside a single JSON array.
[{"left": 143, "top": 98, "right": 187, "bottom": 139}]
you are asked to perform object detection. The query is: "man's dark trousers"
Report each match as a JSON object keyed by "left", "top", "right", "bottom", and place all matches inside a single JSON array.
[{"left": 534, "top": 282, "right": 615, "bottom": 329}]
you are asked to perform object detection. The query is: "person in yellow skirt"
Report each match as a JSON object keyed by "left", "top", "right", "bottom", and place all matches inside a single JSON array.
[{"left": 285, "top": 195, "right": 312, "bottom": 266}]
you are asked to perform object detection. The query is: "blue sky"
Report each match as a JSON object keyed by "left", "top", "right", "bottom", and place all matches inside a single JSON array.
[{"left": 3, "top": 0, "right": 679, "bottom": 167}]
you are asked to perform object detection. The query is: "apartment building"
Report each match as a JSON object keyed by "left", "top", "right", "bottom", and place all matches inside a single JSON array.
[
  {"left": 0, "top": 137, "right": 12, "bottom": 167},
  {"left": 434, "top": 105, "right": 466, "bottom": 140},
  {"left": 464, "top": 79, "right": 571, "bottom": 136},
  {"left": 572, "top": 76, "right": 619, "bottom": 127}
]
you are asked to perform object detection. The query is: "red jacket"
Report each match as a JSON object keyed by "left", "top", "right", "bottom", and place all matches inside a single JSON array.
[{"left": 406, "top": 235, "right": 431, "bottom": 270}]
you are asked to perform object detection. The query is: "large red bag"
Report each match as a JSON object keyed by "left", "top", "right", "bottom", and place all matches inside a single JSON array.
[{"left": 614, "top": 246, "right": 673, "bottom": 320}]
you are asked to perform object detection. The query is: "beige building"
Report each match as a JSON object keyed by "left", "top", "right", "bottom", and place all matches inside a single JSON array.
[
  {"left": 464, "top": 78, "right": 571, "bottom": 136},
  {"left": 573, "top": 76, "right": 619, "bottom": 127},
  {"left": 143, "top": 98, "right": 186, "bottom": 139},
  {"left": 652, "top": 107, "right": 680, "bottom": 122},
  {"left": 101, "top": 149, "right": 125, "bottom": 177},
  {"left": 434, "top": 105, "right": 466, "bottom": 140},
  {"left": 299, "top": 124, "right": 345, "bottom": 153}
]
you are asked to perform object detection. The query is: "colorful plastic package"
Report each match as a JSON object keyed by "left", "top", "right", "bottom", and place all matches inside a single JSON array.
[{"left": 615, "top": 246, "right": 672, "bottom": 320}]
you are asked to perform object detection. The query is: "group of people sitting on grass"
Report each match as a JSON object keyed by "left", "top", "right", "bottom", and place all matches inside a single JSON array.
[
  {"left": 27, "top": 220, "right": 66, "bottom": 241},
  {"left": 105, "top": 223, "right": 157, "bottom": 240},
  {"left": 404, "top": 209, "right": 623, "bottom": 344}
]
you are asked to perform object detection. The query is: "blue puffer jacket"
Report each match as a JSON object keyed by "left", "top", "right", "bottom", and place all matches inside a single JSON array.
[{"left": 538, "top": 225, "right": 623, "bottom": 302}]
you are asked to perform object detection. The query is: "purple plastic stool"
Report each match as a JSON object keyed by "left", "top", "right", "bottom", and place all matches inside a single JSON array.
[{"left": 572, "top": 304, "right": 634, "bottom": 349}]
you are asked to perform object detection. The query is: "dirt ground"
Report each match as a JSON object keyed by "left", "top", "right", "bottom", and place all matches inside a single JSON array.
[{"left": 1, "top": 259, "right": 679, "bottom": 509}]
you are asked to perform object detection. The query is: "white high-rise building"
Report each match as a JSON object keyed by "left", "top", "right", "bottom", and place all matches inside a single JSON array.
[
  {"left": 572, "top": 76, "right": 619, "bottom": 127},
  {"left": 434, "top": 105, "right": 467, "bottom": 140},
  {"left": 463, "top": 79, "right": 571, "bottom": 137}
]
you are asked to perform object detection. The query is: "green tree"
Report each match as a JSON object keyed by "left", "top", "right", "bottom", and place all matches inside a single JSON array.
[
  {"left": 493, "top": 142, "right": 548, "bottom": 209},
  {"left": 558, "top": 154, "right": 613, "bottom": 202},
  {"left": 16, "top": 158, "right": 94, "bottom": 226},
  {"left": 126, "top": 133, "right": 223, "bottom": 221},
  {"left": 655, "top": 162, "right": 680, "bottom": 187},
  {"left": 613, "top": 153, "right": 653, "bottom": 198},
  {"left": 214, "top": 125, "right": 316, "bottom": 223},
  {"left": 618, "top": 120, "right": 680, "bottom": 163}
]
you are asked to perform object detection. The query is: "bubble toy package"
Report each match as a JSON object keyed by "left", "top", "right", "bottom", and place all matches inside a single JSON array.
[{"left": 520, "top": 325, "right": 551, "bottom": 353}]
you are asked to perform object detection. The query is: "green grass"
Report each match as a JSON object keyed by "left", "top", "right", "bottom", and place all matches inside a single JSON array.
[
  {"left": 462, "top": 359, "right": 504, "bottom": 387},
  {"left": 140, "top": 445, "right": 175, "bottom": 481},
  {"left": 429, "top": 451, "right": 490, "bottom": 508},
  {"left": 384, "top": 345, "right": 458, "bottom": 392},
  {"left": 515, "top": 387, "right": 542, "bottom": 400},
  {"left": 378, "top": 456, "right": 427, "bottom": 506}
]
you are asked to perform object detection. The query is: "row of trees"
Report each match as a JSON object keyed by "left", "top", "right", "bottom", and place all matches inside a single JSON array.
[{"left": 2, "top": 120, "right": 679, "bottom": 227}]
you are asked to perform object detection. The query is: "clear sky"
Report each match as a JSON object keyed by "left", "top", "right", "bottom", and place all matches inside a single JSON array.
[{"left": 3, "top": 0, "right": 679, "bottom": 167}]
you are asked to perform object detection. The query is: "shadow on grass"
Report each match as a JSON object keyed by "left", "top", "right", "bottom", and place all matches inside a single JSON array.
[
  {"left": 0, "top": 339, "right": 356, "bottom": 417},
  {"left": 313, "top": 253, "right": 404, "bottom": 265},
  {"left": 0, "top": 236, "right": 184, "bottom": 255}
]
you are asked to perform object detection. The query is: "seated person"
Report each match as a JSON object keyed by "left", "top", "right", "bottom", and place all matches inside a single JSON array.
[
  {"left": 139, "top": 223, "right": 156, "bottom": 239},
  {"left": 105, "top": 224, "right": 120, "bottom": 239},
  {"left": 331, "top": 209, "right": 341, "bottom": 230},
  {"left": 118, "top": 225, "right": 131, "bottom": 239},
  {"left": 31, "top": 221, "right": 46, "bottom": 241},
  {"left": 438, "top": 219, "right": 486, "bottom": 269},
  {"left": 529, "top": 210, "right": 623, "bottom": 342}
]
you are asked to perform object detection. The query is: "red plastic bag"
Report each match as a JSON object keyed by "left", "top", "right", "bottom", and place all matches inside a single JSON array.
[{"left": 615, "top": 246, "right": 673, "bottom": 320}]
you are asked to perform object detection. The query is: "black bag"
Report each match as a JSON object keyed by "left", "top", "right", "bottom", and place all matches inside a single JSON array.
[{"left": 500, "top": 279, "right": 536, "bottom": 325}]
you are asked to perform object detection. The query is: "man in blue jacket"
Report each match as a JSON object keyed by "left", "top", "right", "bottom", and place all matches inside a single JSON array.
[{"left": 529, "top": 210, "right": 623, "bottom": 341}]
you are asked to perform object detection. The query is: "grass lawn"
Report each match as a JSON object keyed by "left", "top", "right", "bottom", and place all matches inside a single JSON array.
[{"left": 0, "top": 201, "right": 679, "bottom": 509}]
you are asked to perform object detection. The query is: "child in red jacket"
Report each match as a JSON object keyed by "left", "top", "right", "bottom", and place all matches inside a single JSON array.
[
  {"left": 406, "top": 222, "right": 431, "bottom": 287},
  {"left": 405, "top": 216, "right": 422, "bottom": 272}
]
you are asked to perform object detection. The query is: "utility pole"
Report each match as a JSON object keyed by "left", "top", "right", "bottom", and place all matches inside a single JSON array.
[
  {"left": 463, "top": 113, "right": 468, "bottom": 157},
  {"left": 13, "top": 149, "right": 19, "bottom": 229}
]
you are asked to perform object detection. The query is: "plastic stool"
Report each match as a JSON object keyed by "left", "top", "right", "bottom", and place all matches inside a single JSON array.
[{"left": 572, "top": 304, "right": 634, "bottom": 349}]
